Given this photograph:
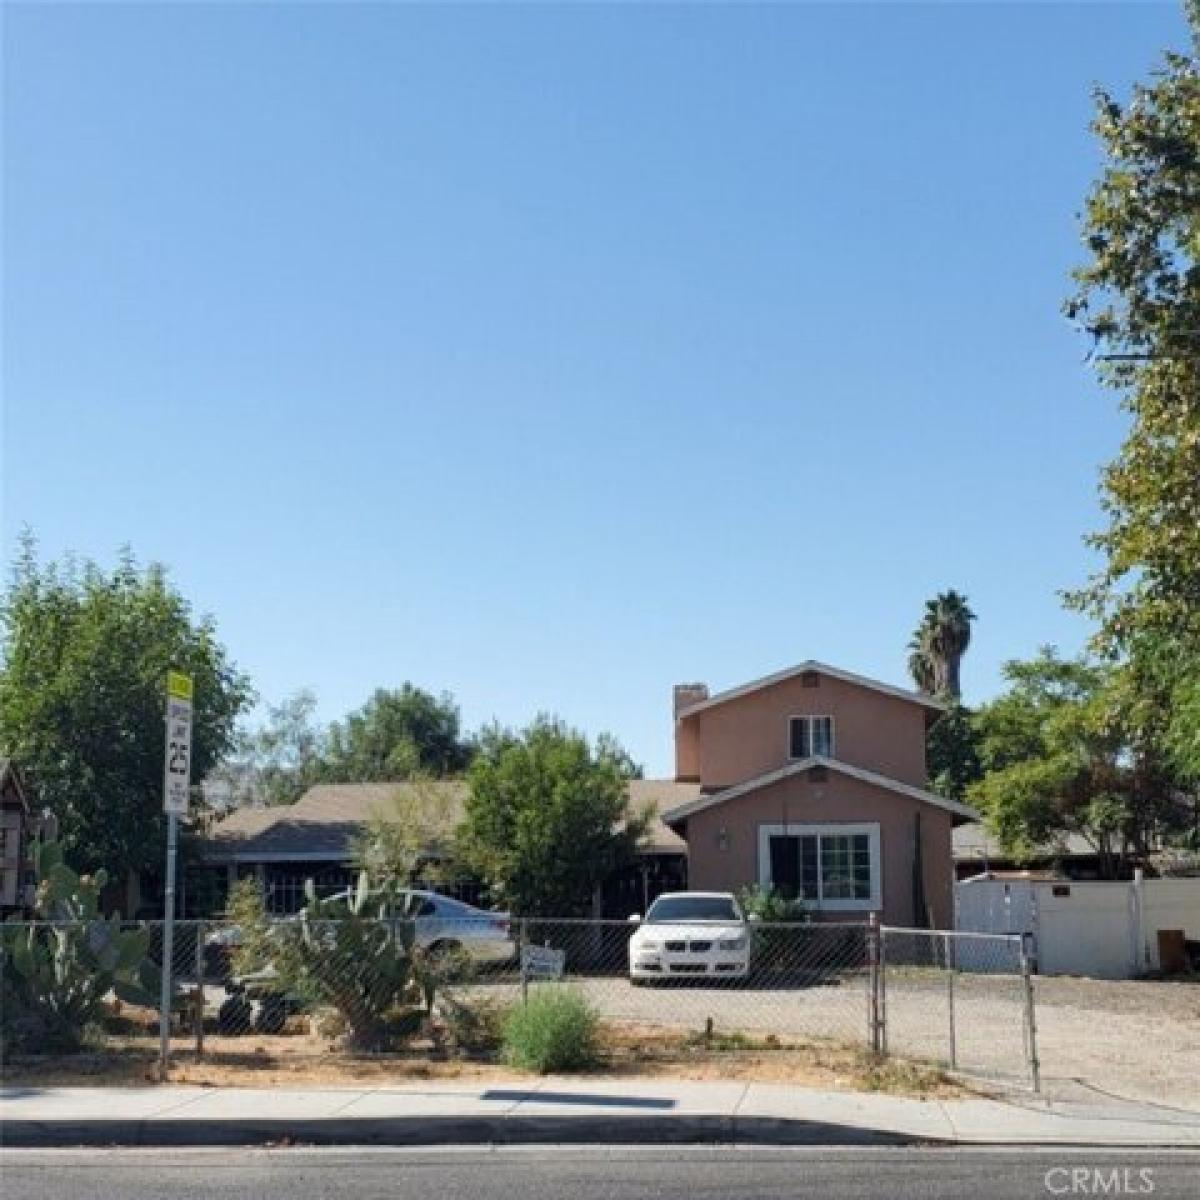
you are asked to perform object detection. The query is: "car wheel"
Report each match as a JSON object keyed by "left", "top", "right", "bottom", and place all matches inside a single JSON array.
[
  {"left": 254, "top": 991, "right": 288, "bottom": 1035},
  {"left": 218, "top": 992, "right": 252, "bottom": 1036}
]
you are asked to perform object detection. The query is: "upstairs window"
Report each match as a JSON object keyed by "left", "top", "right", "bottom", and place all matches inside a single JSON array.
[{"left": 789, "top": 715, "right": 834, "bottom": 759}]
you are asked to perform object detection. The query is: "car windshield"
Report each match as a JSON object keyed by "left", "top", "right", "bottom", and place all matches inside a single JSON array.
[{"left": 646, "top": 895, "right": 740, "bottom": 923}]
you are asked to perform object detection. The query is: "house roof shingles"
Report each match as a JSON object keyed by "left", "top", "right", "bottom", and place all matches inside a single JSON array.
[{"left": 204, "top": 779, "right": 691, "bottom": 863}]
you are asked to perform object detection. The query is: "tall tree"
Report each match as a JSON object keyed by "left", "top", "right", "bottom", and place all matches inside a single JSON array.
[
  {"left": 0, "top": 536, "right": 252, "bottom": 877},
  {"left": 907, "top": 591, "right": 976, "bottom": 701},
  {"left": 968, "top": 648, "right": 1188, "bottom": 877},
  {"left": 457, "top": 717, "right": 647, "bottom": 916},
  {"left": 214, "top": 689, "right": 327, "bottom": 808},
  {"left": 322, "top": 685, "right": 474, "bottom": 781},
  {"left": 1065, "top": 3, "right": 1200, "bottom": 783}
]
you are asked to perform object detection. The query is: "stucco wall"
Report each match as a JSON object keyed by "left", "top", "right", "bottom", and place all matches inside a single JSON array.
[
  {"left": 683, "top": 771, "right": 953, "bottom": 928},
  {"left": 681, "top": 673, "right": 929, "bottom": 790}
]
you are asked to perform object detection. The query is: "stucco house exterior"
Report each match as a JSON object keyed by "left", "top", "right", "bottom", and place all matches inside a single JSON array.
[{"left": 661, "top": 661, "right": 978, "bottom": 927}]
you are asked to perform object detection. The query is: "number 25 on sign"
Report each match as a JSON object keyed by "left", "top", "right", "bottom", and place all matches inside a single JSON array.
[{"left": 163, "top": 670, "right": 194, "bottom": 815}]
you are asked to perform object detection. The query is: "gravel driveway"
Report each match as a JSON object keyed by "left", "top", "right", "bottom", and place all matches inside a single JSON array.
[{"left": 470, "top": 970, "right": 1199, "bottom": 1111}]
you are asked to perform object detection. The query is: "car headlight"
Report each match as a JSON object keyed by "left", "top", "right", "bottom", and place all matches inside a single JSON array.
[{"left": 720, "top": 936, "right": 747, "bottom": 952}]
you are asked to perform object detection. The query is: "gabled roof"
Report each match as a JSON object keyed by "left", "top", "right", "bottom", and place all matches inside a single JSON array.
[
  {"left": 661, "top": 756, "right": 979, "bottom": 825},
  {"left": 675, "top": 660, "right": 946, "bottom": 720}
]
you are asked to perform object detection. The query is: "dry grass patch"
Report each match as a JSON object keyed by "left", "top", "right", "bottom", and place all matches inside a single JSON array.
[{"left": 1, "top": 1019, "right": 960, "bottom": 1098}]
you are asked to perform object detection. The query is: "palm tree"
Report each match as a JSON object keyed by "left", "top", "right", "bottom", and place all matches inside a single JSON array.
[{"left": 908, "top": 590, "right": 976, "bottom": 700}]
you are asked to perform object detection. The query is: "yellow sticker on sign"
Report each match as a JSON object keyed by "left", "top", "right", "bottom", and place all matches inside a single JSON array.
[{"left": 167, "top": 671, "right": 194, "bottom": 701}]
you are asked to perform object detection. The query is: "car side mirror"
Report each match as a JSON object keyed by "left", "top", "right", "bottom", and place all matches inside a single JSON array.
[{"left": 628, "top": 913, "right": 642, "bottom": 923}]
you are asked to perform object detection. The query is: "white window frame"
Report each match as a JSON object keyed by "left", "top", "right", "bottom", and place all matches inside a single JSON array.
[
  {"left": 757, "top": 821, "right": 881, "bottom": 912},
  {"left": 788, "top": 714, "right": 835, "bottom": 760}
]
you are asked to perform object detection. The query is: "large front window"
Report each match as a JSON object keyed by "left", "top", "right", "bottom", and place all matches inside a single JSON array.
[{"left": 759, "top": 823, "right": 880, "bottom": 911}]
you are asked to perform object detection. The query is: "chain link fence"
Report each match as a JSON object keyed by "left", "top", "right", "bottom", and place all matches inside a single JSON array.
[{"left": 1, "top": 915, "right": 1038, "bottom": 1089}]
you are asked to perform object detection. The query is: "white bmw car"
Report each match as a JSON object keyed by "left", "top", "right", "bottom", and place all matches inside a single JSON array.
[{"left": 627, "top": 891, "right": 754, "bottom": 984}]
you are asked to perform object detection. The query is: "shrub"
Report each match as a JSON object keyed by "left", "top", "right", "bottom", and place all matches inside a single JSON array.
[
  {"left": 439, "top": 991, "right": 509, "bottom": 1056},
  {"left": 738, "top": 884, "right": 809, "bottom": 923},
  {"left": 737, "top": 885, "right": 812, "bottom": 977},
  {"left": 502, "top": 986, "right": 599, "bottom": 1073}
]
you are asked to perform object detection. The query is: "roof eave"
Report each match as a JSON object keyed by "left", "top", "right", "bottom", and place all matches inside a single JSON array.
[
  {"left": 676, "top": 660, "right": 946, "bottom": 721},
  {"left": 662, "top": 757, "right": 979, "bottom": 825}
]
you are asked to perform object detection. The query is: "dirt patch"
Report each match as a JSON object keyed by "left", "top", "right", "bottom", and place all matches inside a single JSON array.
[{"left": 0, "top": 1022, "right": 957, "bottom": 1099}]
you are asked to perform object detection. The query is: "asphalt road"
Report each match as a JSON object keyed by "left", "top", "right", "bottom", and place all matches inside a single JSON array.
[{"left": 3, "top": 1146, "right": 1198, "bottom": 1200}]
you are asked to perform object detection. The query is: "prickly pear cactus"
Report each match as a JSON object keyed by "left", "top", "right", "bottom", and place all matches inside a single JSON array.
[
  {"left": 0, "top": 840, "right": 159, "bottom": 1053},
  {"left": 287, "top": 871, "right": 423, "bottom": 1049}
]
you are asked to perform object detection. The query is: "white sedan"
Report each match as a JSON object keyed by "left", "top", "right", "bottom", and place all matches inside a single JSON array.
[
  {"left": 206, "top": 889, "right": 515, "bottom": 973},
  {"left": 627, "top": 891, "right": 754, "bottom": 984}
]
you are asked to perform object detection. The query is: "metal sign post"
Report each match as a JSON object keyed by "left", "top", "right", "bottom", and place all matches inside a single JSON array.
[{"left": 159, "top": 671, "right": 194, "bottom": 1078}]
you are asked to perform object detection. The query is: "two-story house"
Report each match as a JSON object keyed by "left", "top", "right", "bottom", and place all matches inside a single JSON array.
[{"left": 661, "top": 661, "right": 978, "bottom": 927}]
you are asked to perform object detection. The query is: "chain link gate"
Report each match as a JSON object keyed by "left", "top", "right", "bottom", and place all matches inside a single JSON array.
[{"left": 876, "top": 925, "right": 1039, "bottom": 1090}]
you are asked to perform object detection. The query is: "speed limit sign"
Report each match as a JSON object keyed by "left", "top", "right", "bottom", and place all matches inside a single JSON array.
[{"left": 163, "top": 671, "right": 194, "bottom": 815}]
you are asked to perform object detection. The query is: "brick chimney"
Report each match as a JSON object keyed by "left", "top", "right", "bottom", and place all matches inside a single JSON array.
[
  {"left": 673, "top": 683, "right": 708, "bottom": 782},
  {"left": 673, "top": 682, "right": 709, "bottom": 717}
]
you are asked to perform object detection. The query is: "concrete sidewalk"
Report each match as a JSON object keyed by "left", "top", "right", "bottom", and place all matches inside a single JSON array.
[{"left": 3, "top": 1079, "right": 1198, "bottom": 1149}]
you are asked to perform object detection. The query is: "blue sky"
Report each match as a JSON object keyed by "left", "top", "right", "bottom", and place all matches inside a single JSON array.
[{"left": 2, "top": 3, "right": 1188, "bottom": 776}]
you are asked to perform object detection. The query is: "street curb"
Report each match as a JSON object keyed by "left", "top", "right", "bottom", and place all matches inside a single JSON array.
[{"left": 0, "top": 1115, "right": 935, "bottom": 1149}]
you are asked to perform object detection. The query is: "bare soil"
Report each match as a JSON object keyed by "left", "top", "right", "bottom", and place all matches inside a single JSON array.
[{"left": 0, "top": 1018, "right": 956, "bottom": 1099}]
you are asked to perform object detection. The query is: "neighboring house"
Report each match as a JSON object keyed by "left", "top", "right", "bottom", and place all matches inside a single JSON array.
[
  {"left": 660, "top": 661, "right": 978, "bottom": 927},
  {"left": 953, "top": 823, "right": 1133, "bottom": 882},
  {"left": 199, "top": 779, "right": 690, "bottom": 916},
  {"left": 1, "top": 760, "right": 48, "bottom": 914}
]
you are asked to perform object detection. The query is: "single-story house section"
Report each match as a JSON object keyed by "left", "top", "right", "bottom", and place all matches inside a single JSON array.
[
  {"left": 197, "top": 779, "right": 691, "bottom": 916},
  {"left": 953, "top": 823, "right": 1131, "bottom": 882},
  {"left": 660, "top": 661, "right": 978, "bottom": 928}
]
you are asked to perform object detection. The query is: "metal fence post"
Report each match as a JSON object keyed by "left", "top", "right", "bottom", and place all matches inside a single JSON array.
[
  {"left": 519, "top": 918, "right": 528, "bottom": 1006},
  {"left": 944, "top": 932, "right": 957, "bottom": 1070},
  {"left": 194, "top": 919, "right": 205, "bottom": 1060},
  {"left": 866, "top": 913, "right": 881, "bottom": 1054},
  {"left": 1020, "top": 933, "right": 1041, "bottom": 1093},
  {"left": 878, "top": 921, "right": 888, "bottom": 1057}
]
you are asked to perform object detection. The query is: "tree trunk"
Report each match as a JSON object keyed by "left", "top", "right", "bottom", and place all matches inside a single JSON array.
[{"left": 944, "top": 656, "right": 962, "bottom": 702}]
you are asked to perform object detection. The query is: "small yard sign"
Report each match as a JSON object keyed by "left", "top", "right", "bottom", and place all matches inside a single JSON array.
[{"left": 521, "top": 943, "right": 566, "bottom": 980}]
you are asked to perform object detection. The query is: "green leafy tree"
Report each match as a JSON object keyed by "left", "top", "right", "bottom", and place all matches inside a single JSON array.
[
  {"left": 0, "top": 536, "right": 253, "bottom": 879},
  {"left": 968, "top": 649, "right": 1187, "bottom": 876},
  {"left": 323, "top": 685, "right": 474, "bottom": 781},
  {"left": 221, "top": 689, "right": 326, "bottom": 808},
  {"left": 353, "top": 778, "right": 466, "bottom": 888},
  {"left": 925, "top": 703, "right": 982, "bottom": 802},
  {"left": 1065, "top": 5, "right": 1200, "bottom": 792},
  {"left": 458, "top": 717, "right": 648, "bottom": 916}
]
